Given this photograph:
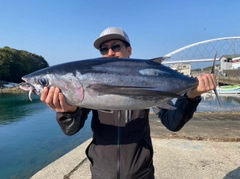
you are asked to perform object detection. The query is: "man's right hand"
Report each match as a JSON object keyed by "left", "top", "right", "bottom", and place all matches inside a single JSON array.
[{"left": 40, "top": 87, "right": 78, "bottom": 113}]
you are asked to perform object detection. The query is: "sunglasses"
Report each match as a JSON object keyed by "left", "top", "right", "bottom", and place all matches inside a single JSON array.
[{"left": 99, "top": 44, "right": 126, "bottom": 55}]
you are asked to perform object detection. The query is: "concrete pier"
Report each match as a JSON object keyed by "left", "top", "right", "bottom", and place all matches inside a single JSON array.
[{"left": 31, "top": 112, "right": 240, "bottom": 179}]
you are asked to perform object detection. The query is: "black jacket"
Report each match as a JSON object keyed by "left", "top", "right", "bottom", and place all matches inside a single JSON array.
[{"left": 56, "top": 97, "right": 201, "bottom": 179}]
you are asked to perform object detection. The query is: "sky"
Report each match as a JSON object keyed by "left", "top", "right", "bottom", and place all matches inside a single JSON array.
[{"left": 0, "top": 0, "right": 240, "bottom": 68}]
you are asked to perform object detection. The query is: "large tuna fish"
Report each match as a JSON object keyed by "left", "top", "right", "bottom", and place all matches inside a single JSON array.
[{"left": 20, "top": 57, "right": 204, "bottom": 110}]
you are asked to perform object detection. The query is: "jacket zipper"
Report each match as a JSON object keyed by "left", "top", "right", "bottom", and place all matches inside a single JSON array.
[
  {"left": 117, "top": 111, "right": 121, "bottom": 179},
  {"left": 117, "top": 110, "right": 131, "bottom": 178},
  {"left": 125, "top": 110, "right": 131, "bottom": 123}
]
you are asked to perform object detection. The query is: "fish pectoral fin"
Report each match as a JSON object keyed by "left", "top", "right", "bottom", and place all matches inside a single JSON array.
[
  {"left": 87, "top": 84, "right": 182, "bottom": 98},
  {"left": 153, "top": 103, "right": 177, "bottom": 112}
]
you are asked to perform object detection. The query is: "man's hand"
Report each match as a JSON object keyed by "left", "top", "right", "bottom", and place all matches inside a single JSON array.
[
  {"left": 187, "top": 73, "right": 217, "bottom": 99},
  {"left": 40, "top": 87, "right": 77, "bottom": 113}
]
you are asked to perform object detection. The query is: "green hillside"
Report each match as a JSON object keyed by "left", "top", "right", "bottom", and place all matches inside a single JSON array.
[{"left": 0, "top": 46, "right": 49, "bottom": 83}]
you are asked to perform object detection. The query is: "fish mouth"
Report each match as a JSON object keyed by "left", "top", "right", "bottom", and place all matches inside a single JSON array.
[{"left": 19, "top": 82, "right": 38, "bottom": 101}]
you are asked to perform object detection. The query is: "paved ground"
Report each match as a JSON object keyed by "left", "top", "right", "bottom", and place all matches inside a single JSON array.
[
  {"left": 150, "top": 112, "right": 240, "bottom": 141},
  {"left": 31, "top": 112, "right": 240, "bottom": 179}
]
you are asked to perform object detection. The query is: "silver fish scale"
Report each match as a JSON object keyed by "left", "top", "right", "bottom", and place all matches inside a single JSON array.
[{"left": 20, "top": 57, "right": 198, "bottom": 110}]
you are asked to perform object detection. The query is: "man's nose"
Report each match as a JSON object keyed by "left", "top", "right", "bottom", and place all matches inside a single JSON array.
[{"left": 107, "top": 48, "right": 115, "bottom": 56}]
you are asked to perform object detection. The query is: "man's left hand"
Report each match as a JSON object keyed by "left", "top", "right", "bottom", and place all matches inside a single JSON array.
[{"left": 187, "top": 73, "right": 217, "bottom": 99}]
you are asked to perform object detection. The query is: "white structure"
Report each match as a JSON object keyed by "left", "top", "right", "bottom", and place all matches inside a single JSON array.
[
  {"left": 220, "top": 54, "right": 240, "bottom": 70},
  {"left": 163, "top": 36, "right": 240, "bottom": 65},
  {"left": 232, "top": 56, "right": 240, "bottom": 69},
  {"left": 169, "top": 63, "right": 191, "bottom": 76}
]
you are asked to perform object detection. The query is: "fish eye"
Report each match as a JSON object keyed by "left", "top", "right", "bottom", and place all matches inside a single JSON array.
[{"left": 38, "top": 77, "right": 48, "bottom": 87}]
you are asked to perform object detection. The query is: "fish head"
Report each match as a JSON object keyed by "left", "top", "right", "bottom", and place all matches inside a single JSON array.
[
  {"left": 20, "top": 68, "right": 84, "bottom": 105},
  {"left": 20, "top": 73, "right": 53, "bottom": 101}
]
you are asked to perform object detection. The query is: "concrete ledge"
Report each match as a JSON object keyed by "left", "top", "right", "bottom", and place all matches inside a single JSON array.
[
  {"left": 30, "top": 138, "right": 240, "bottom": 179},
  {"left": 31, "top": 139, "right": 92, "bottom": 179}
]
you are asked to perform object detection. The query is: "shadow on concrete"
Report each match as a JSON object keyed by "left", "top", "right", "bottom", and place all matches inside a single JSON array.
[{"left": 223, "top": 167, "right": 240, "bottom": 179}]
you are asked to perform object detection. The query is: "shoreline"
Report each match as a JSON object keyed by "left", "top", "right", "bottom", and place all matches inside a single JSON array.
[{"left": 0, "top": 85, "right": 26, "bottom": 94}]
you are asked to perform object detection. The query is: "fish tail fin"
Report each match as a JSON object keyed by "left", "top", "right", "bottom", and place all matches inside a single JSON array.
[
  {"left": 211, "top": 52, "right": 222, "bottom": 106},
  {"left": 213, "top": 88, "right": 222, "bottom": 106},
  {"left": 211, "top": 52, "right": 217, "bottom": 73}
]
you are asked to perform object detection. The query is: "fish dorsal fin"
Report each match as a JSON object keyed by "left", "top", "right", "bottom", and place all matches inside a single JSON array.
[
  {"left": 150, "top": 57, "right": 168, "bottom": 64},
  {"left": 103, "top": 56, "right": 119, "bottom": 59}
]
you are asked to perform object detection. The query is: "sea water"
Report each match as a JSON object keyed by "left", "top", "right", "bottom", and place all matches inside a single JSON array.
[{"left": 0, "top": 93, "right": 92, "bottom": 179}]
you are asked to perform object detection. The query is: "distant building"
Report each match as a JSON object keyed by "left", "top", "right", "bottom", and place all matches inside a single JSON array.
[
  {"left": 220, "top": 54, "right": 240, "bottom": 70},
  {"left": 169, "top": 63, "right": 191, "bottom": 76}
]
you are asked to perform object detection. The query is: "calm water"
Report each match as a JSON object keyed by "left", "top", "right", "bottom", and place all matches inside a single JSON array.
[
  {"left": 0, "top": 93, "right": 92, "bottom": 179},
  {"left": 197, "top": 94, "right": 240, "bottom": 112},
  {"left": 0, "top": 93, "right": 240, "bottom": 179}
]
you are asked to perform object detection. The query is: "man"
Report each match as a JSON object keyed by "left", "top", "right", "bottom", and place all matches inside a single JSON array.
[{"left": 41, "top": 27, "right": 217, "bottom": 179}]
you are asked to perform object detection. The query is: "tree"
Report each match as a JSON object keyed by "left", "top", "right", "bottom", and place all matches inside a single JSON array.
[{"left": 0, "top": 47, "right": 49, "bottom": 83}]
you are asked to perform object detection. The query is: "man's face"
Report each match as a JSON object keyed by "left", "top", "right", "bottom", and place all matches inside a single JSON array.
[{"left": 100, "top": 40, "right": 132, "bottom": 58}]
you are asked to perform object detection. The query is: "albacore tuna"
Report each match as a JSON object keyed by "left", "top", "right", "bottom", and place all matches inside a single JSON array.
[{"left": 20, "top": 57, "right": 212, "bottom": 110}]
